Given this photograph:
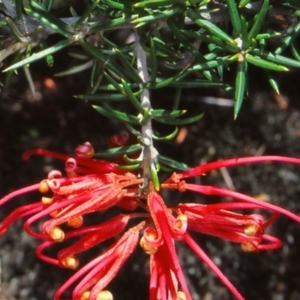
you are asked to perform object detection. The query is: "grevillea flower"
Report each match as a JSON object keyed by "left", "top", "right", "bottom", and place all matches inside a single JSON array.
[{"left": 1, "top": 142, "right": 300, "bottom": 300}]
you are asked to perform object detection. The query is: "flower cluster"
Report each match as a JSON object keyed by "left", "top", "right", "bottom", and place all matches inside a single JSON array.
[{"left": 1, "top": 141, "right": 300, "bottom": 300}]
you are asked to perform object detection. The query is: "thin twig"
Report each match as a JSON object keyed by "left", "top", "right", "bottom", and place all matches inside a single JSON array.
[{"left": 134, "top": 30, "right": 157, "bottom": 188}]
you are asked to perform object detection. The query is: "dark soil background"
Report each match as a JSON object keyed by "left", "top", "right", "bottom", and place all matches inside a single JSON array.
[{"left": 1, "top": 56, "right": 300, "bottom": 300}]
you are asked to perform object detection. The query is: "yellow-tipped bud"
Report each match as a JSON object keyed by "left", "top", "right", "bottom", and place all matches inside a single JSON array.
[
  {"left": 61, "top": 255, "right": 79, "bottom": 270},
  {"left": 177, "top": 291, "right": 187, "bottom": 300},
  {"left": 97, "top": 290, "right": 113, "bottom": 300},
  {"left": 80, "top": 291, "right": 90, "bottom": 300},
  {"left": 67, "top": 216, "right": 83, "bottom": 228},
  {"left": 244, "top": 224, "right": 259, "bottom": 237},
  {"left": 241, "top": 242, "right": 256, "bottom": 252},
  {"left": 41, "top": 197, "right": 53, "bottom": 205},
  {"left": 39, "top": 180, "right": 49, "bottom": 193},
  {"left": 139, "top": 236, "right": 157, "bottom": 255},
  {"left": 50, "top": 226, "right": 65, "bottom": 242}
]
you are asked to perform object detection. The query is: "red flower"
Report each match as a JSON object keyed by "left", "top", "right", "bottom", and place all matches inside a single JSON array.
[{"left": 1, "top": 143, "right": 300, "bottom": 300}]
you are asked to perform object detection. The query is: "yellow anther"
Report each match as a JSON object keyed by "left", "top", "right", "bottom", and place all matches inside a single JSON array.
[
  {"left": 61, "top": 255, "right": 79, "bottom": 270},
  {"left": 244, "top": 224, "right": 259, "bottom": 237},
  {"left": 175, "top": 214, "right": 188, "bottom": 230},
  {"left": 67, "top": 216, "right": 83, "bottom": 228},
  {"left": 80, "top": 291, "right": 90, "bottom": 300},
  {"left": 50, "top": 226, "right": 65, "bottom": 242},
  {"left": 139, "top": 236, "right": 157, "bottom": 255},
  {"left": 41, "top": 197, "right": 53, "bottom": 205},
  {"left": 177, "top": 291, "right": 187, "bottom": 300},
  {"left": 97, "top": 290, "right": 113, "bottom": 300},
  {"left": 39, "top": 180, "right": 49, "bottom": 193},
  {"left": 241, "top": 243, "right": 256, "bottom": 252}
]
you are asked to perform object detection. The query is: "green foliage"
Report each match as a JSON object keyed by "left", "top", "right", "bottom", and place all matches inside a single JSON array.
[{"left": 1, "top": 0, "right": 300, "bottom": 160}]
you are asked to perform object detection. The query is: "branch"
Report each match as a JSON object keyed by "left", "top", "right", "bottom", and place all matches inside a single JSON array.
[{"left": 134, "top": 30, "right": 158, "bottom": 189}]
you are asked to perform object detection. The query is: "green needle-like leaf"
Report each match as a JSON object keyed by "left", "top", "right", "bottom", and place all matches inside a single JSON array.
[
  {"left": 26, "top": 1, "right": 73, "bottom": 37},
  {"left": 89, "top": 16, "right": 135, "bottom": 33},
  {"left": 104, "top": 72, "right": 126, "bottom": 94},
  {"left": 150, "top": 38, "right": 158, "bottom": 83},
  {"left": 103, "top": 0, "right": 133, "bottom": 11},
  {"left": 291, "top": 43, "right": 300, "bottom": 62},
  {"left": 75, "top": 93, "right": 129, "bottom": 102},
  {"left": 94, "top": 144, "right": 142, "bottom": 158},
  {"left": 187, "top": 10, "right": 235, "bottom": 44},
  {"left": 121, "top": 79, "right": 145, "bottom": 114},
  {"left": 80, "top": 40, "right": 125, "bottom": 79},
  {"left": 134, "top": 0, "right": 178, "bottom": 8},
  {"left": 74, "top": 0, "right": 100, "bottom": 27},
  {"left": 275, "top": 22, "right": 300, "bottom": 55},
  {"left": 183, "top": 30, "right": 240, "bottom": 53},
  {"left": 55, "top": 60, "right": 93, "bottom": 77},
  {"left": 158, "top": 155, "right": 190, "bottom": 171},
  {"left": 152, "top": 127, "right": 178, "bottom": 141},
  {"left": 239, "top": 0, "right": 252, "bottom": 7},
  {"left": 133, "top": 8, "right": 181, "bottom": 27},
  {"left": 246, "top": 53, "right": 289, "bottom": 72},
  {"left": 154, "top": 112, "right": 204, "bottom": 125},
  {"left": 226, "top": 0, "right": 242, "bottom": 35},
  {"left": 234, "top": 58, "right": 247, "bottom": 119},
  {"left": 247, "top": 0, "right": 269, "bottom": 47},
  {"left": 151, "top": 109, "right": 186, "bottom": 119},
  {"left": 92, "top": 105, "right": 140, "bottom": 125},
  {"left": 115, "top": 49, "right": 143, "bottom": 83},
  {"left": 264, "top": 70, "right": 280, "bottom": 94},
  {"left": 4, "top": 39, "right": 73, "bottom": 72},
  {"left": 150, "top": 164, "right": 160, "bottom": 191},
  {"left": 169, "top": 80, "right": 226, "bottom": 88},
  {"left": 251, "top": 49, "right": 300, "bottom": 68}
]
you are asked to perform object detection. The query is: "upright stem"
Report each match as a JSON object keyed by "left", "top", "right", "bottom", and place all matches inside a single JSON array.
[{"left": 134, "top": 30, "right": 158, "bottom": 189}]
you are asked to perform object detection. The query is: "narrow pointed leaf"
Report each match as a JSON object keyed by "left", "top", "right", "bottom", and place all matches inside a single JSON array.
[
  {"left": 247, "top": 0, "right": 269, "bottom": 45},
  {"left": 264, "top": 70, "right": 280, "bottom": 94},
  {"left": 94, "top": 144, "right": 142, "bottom": 158},
  {"left": 226, "top": 0, "right": 242, "bottom": 35},
  {"left": 187, "top": 10, "right": 235, "bottom": 44},
  {"left": 251, "top": 49, "right": 300, "bottom": 68},
  {"left": 234, "top": 59, "right": 247, "bottom": 118},
  {"left": 153, "top": 127, "right": 178, "bottom": 141},
  {"left": 121, "top": 79, "right": 145, "bottom": 113},
  {"left": 76, "top": 93, "right": 129, "bottom": 102},
  {"left": 158, "top": 155, "right": 190, "bottom": 171},
  {"left": 291, "top": 43, "right": 300, "bottom": 62},
  {"left": 55, "top": 60, "right": 93, "bottom": 77},
  {"left": 89, "top": 16, "right": 134, "bottom": 33},
  {"left": 154, "top": 112, "right": 204, "bottom": 125},
  {"left": 134, "top": 0, "right": 179, "bottom": 8},
  {"left": 132, "top": 8, "right": 181, "bottom": 26},
  {"left": 246, "top": 53, "right": 289, "bottom": 72},
  {"left": 169, "top": 80, "right": 226, "bottom": 88},
  {"left": 150, "top": 164, "right": 160, "bottom": 191},
  {"left": 115, "top": 49, "right": 143, "bottom": 83},
  {"left": 92, "top": 105, "right": 139, "bottom": 125},
  {"left": 275, "top": 22, "right": 300, "bottom": 55},
  {"left": 151, "top": 109, "right": 186, "bottom": 119},
  {"left": 104, "top": 72, "right": 126, "bottom": 94},
  {"left": 103, "top": 0, "right": 133, "bottom": 11},
  {"left": 150, "top": 38, "right": 158, "bottom": 83},
  {"left": 25, "top": 2, "right": 73, "bottom": 37},
  {"left": 183, "top": 30, "right": 239, "bottom": 53},
  {"left": 4, "top": 39, "right": 73, "bottom": 72},
  {"left": 80, "top": 40, "right": 127, "bottom": 79},
  {"left": 74, "top": 0, "right": 100, "bottom": 28}
]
